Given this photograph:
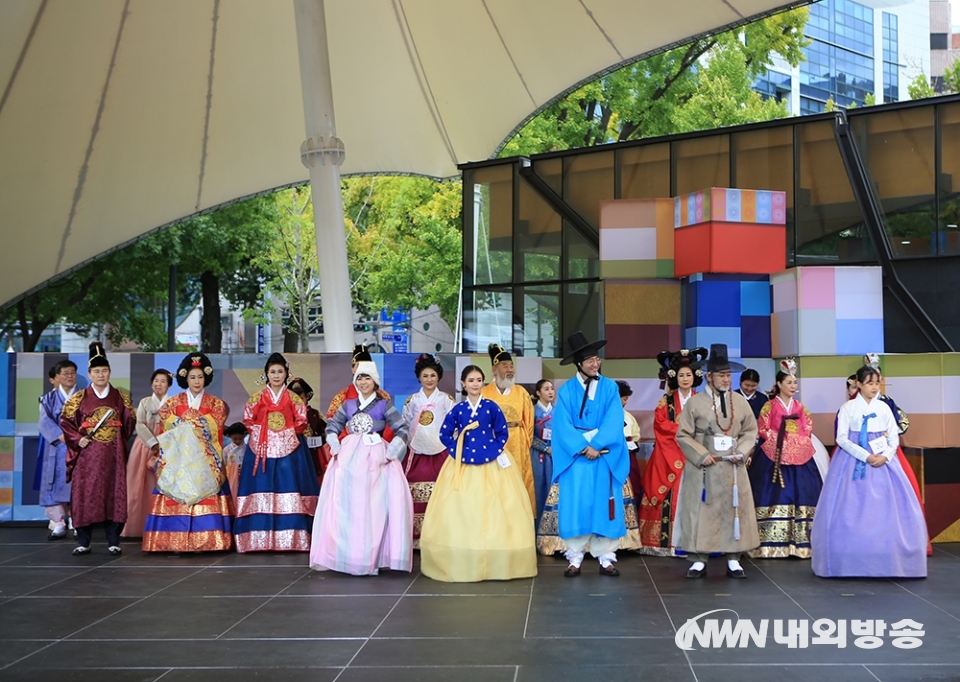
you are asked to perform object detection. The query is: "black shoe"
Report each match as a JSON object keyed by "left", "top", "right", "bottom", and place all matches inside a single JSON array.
[
  {"left": 599, "top": 564, "right": 620, "bottom": 577},
  {"left": 686, "top": 565, "right": 706, "bottom": 579},
  {"left": 47, "top": 529, "right": 66, "bottom": 541},
  {"left": 107, "top": 546, "right": 122, "bottom": 555},
  {"left": 726, "top": 566, "right": 746, "bottom": 579},
  {"left": 564, "top": 565, "right": 581, "bottom": 577},
  {"left": 72, "top": 546, "right": 91, "bottom": 555}
]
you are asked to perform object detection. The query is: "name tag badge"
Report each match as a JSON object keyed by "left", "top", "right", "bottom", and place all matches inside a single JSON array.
[
  {"left": 542, "top": 428, "right": 552, "bottom": 441},
  {"left": 713, "top": 435, "right": 734, "bottom": 452},
  {"left": 496, "top": 453, "right": 512, "bottom": 469},
  {"left": 306, "top": 436, "right": 324, "bottom": 449},
  {"left": 867, "top": 435, "right": 887, "bottom": 455},
  {"left": 362, "top": 433, "right": 382, "bottom": 446}
]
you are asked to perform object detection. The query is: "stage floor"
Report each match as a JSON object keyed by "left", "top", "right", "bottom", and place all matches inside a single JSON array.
[{"left": 0, "top": 527, "right": 958, "bottom": 682}]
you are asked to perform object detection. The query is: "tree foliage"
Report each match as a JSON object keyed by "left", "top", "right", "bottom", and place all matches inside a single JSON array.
[{"left": 500, "top": 7, "right": 809, "bottom": 156}]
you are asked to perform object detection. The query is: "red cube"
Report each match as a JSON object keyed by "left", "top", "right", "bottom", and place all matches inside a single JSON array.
[{"left": 674, "top": 222, "right": 786, "bottom": 278}]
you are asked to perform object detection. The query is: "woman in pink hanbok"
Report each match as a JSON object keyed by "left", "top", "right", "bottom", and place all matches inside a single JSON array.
[{"left": 310, "top": 361, "right": 413, "bottom": 575}]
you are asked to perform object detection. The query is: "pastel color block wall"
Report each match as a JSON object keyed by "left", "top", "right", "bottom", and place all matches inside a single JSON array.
[
  {"left": 599, "top": 198, "right": 674, "bottom": 279},
  {"left": 771, "top": 266, "right": 884, "bottom": 357},
  {"left": 605, "top": 280, "right": 682, "bottom": 358},
  {"left": 674, "top": 187, "right": 787, "bottom": 227},
  {"left": 681, "top": 273, "right": 772, "bottom": 358}
]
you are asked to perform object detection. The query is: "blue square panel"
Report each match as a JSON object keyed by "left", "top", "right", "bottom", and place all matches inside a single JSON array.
[
  {"left": 740, "top": 281, "right": 771, "bottom": 316},
  {"left": 695, "top": 280, "right": 741, "bottom": 327},
  {"left": 836, "top": 318, "right": 885, "bottom": 355},
  {"left": 685, "top": 326, "right": 741, "bottom": 358},
  {"left": 740, "top": 316, "right": 772, "bottom": 358}
]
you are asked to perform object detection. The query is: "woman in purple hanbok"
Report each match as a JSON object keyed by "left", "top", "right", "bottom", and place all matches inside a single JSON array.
[
  {"left": 811, "top": 365, "right": 926, "bottom": 578},
  {"left": 310, "top": 361, "right": 413, "bottom": 575}
]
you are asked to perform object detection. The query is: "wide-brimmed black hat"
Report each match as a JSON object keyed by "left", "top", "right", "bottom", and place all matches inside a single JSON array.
[
  {"left": 88, "top": 341, "right": 109, "bottom": 369},
  {"left": 176, "top": 352, "right": 214, "bottom": 388},
  {"left": 696, "top": 344, "right": 745, "bottom": 373},
  {"left": 560, "top": 331, "right": 607, "bottom": 366}
]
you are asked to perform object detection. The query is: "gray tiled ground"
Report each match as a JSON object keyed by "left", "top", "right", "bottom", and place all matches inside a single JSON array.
[{"left": 0, "top": 527, "right": 957, "bottom": 682}]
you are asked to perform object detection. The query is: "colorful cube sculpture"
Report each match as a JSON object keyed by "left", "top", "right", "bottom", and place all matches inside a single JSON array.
[
  {"left": 770, "top": 266, "right": 884, "bottom": 357},
  {"left": 605, "top": 280, "right": 681, "bottom": 358},
  {"left": 681, "top": 273, "right": 772, "bottom": 359},
  {"left": 599, "top": 199, "right": 674, "bottom": 279},
  {"left": 673, "top": 188, "right": 787, "bottom": 277}
]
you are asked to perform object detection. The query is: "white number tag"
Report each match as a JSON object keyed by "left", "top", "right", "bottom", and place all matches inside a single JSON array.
[
  {"left": 363, "top": 433, "right": 383, "bottom": 446},
  {"left": 542, "top": 428, "right": 552, "bottom": 441},
  {"left": 496, "top": 453, "right": 512, "bottom": 469},
  {"left": 867, "top": 435, "right": 888, "bottom": 455},
  {"left": 306, "top": 436, "right": 324, "bottom": 448},
  {"left": 713, "top": 435, "right": 734, "bottom": 452}
]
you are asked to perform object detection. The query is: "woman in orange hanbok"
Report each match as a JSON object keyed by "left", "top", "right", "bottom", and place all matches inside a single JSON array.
[
  {"left": 637, "top": 348, "right": 706, "bottom": 556},
  {"left": 142, "top": 353, "right": 233, "bottom": 552}
]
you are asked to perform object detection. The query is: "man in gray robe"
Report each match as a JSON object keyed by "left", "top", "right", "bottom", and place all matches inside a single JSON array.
[{"left": 676, "top": 344, "right": 759, "bottom": 578}]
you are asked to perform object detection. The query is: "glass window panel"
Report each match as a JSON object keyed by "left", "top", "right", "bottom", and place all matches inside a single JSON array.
[
  {"left": 518, "top": 285, "right": 561, "bottom": 358},
  {"left": 674, "top": 135, "right": 730, "bottom": 196},
  {"left": 564, "top": 222, "right": 599, "bottom": 280},
  {"left": 617, "top": 144, "right": 670, "bottom": 199},
  {"left": 534, "top": 157, "right": 562, "bottom": 195},
  {"left": 517, "top": 176, "right": 562, "bottom": 282},
  {"left": 463, "top": 287, "right": 513, "bottom": 353},
  {"left": 938, "top": 102, "right": 960, "bottom": 255},
  {"left": 796, "top": 120, "right": 874, "bottom": 263},
  {"left": 469, "top": 165, "right": 513, "bottom": 285},
  {"left": 851, "top": 107, "right": 936, "bottom": 257},
  {"left": 563, "top": 281, "right": 602, "bottom": 357},
  {"left": 563, "top": 150, "right": 614, "bottom": 229},
  {"left": 733, "top": 125, "right": 795, "bottom": 261}
]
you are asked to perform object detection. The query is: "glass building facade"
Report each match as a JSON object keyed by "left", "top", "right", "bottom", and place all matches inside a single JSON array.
[{"left": 460, "top": 97, "right": 960, "bottom": 357}]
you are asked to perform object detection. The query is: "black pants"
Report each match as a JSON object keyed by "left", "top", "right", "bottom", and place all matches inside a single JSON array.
[{"left": 75, "top": 520, "right": 125, "bottom": 548}]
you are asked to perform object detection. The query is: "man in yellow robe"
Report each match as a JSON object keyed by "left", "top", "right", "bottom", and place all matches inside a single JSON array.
[{"left": 480, "top": 344, "right": 536, "bottom": 517}]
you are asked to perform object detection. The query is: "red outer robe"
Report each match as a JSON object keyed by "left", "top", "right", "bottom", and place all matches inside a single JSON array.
[{"left": 61, "top": 385, "right": 136, "bottom": 528}]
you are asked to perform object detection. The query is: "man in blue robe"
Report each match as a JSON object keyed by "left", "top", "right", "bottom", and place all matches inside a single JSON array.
[
  {"left": 552, "top": 332, "right": 629, "bottom": 577},
  {"left": 38, "top": 360, "right": 79, "bottom": 540}
]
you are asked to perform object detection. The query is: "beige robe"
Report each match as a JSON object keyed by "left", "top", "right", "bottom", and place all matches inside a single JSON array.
[
  {"left": 481, "top": 382, "right": 536, "bottom": 516},
  {"left": 676, "top": 388, "right": 760, "bottom": 554}
]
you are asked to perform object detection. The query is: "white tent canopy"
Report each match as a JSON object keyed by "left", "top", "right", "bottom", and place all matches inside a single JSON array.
[{"left": 0, "top": 0, "right": 804, "bottom": 309}]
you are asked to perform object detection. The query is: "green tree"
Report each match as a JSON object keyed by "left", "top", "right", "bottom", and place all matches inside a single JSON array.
[
  {"left": 500, "top": 7, "right": 808, "bottom": 156},
  {"left": 908, "top": 73, "right": 936, "bottom": 99},
  {"left": 251, "top": 187, "right": 322, "bottom": 353},
  {"left": 342, "top": 177, "right": 463, "bottom": 330}
]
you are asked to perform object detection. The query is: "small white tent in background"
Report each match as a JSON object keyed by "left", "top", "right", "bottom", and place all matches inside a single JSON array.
[{"left": 0, "top": 0, "right": 808, "bottom": 348}]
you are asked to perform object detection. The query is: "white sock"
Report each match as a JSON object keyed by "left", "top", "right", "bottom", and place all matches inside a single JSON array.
[
  {"left": 728, "top": 559, "right": 743, "bottom": 571},
  {"left": 564, "top": 549, "right": 585, "bottom": 569},
  {"left": 598, "top": 553, "right": 617, "bottom": 568},
  {"left": 690, "top": 561, "right": 705, "bottom": 572}
]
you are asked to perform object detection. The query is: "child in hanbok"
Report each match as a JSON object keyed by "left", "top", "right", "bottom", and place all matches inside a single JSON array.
[
  {"left": 222, "top": 422, "right": 247, "bottom": 514},
  {"left": 420, "top": 365, "right": 537, "bottom": 582},
  {"left": 235, "top": 353, "right": 320, "bottom": 553},
  {"left": 402, "top": 354, "right": 454, "bottom": 548},
  {"left": 530, "top": 379, "right": 554, "bottom": 527},
  {"left": 812, "top": 365, "right": 926, "bottom": 578},
  {"left": 310, "top": 361, "right": 413, "bottom": 575},
  {"left": 748, "top": 359, "right": 821, "bottom": 559}
]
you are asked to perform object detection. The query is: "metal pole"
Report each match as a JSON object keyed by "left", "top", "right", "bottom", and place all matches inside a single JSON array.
[
  {"left": 293, "top": 0, "right": 354, "bottom": 352},
  {"left": 167, "top": 264, "right": 177, "bottom": 351}
]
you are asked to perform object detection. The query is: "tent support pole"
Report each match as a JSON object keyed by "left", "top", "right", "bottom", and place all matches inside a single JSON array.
[{"left": 293, "top": 0, "right": 354, "bottom": 352}]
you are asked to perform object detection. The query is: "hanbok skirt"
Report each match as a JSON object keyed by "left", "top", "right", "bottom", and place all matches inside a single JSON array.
[
  {"left": 404, "top": 449, "right": 447, "bottom": 548},
  {"left": 226, "top": 462, "right": 240, "bottom": 514},
  {"left": 535, "top": 480, "right": 641, "bottom": 556},
  {"left": 142, "top": 482, "right": 233, "bottom": 552},
  {"left": 812, "top": 434, "right": 926, "bottom": 578},
  {"left": 747, "top": 453, "right": 822, "bottom": 559},
  {"left": 234, "top": 437, "right": 320, "bottom": 553},
  {"left": 421, "top": 452, "right": 537, "bottom": 582},
  {"left": 121, "top": 435, "right": 158, "bottom": 537},
  {"left": 530, "top": 450, "right": 553, "bottom": 527},
  {"left": 310, "top": 434, "right": 413, "bottom": 575}
]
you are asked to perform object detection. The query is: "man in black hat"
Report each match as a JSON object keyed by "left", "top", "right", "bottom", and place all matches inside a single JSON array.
[
  {"left": 676, "top": 344, "right": 759, "bottom": 578},
  {"left": 551, "top": 332, "right": 630, "bottom": 577}
]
